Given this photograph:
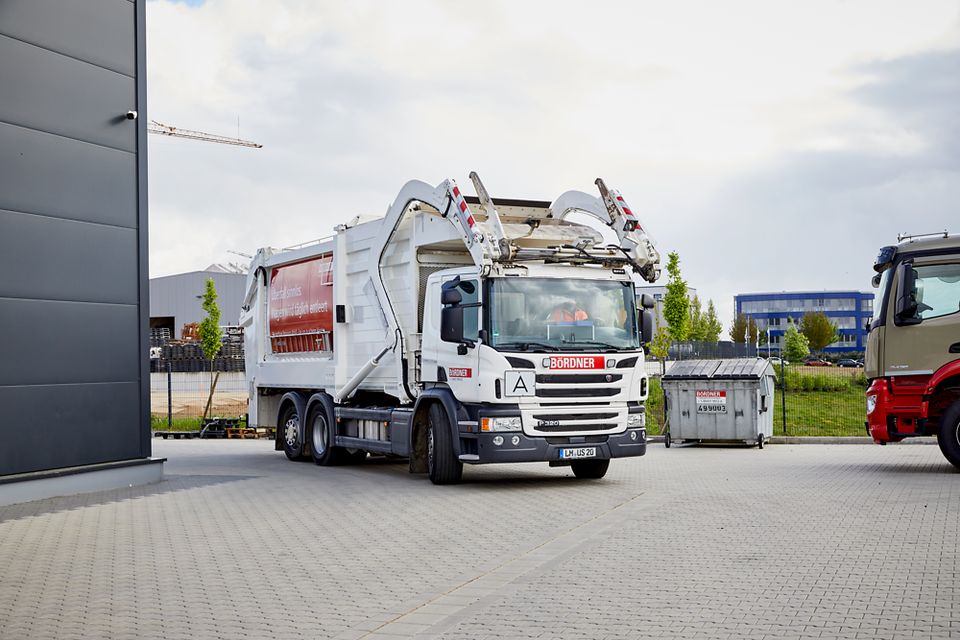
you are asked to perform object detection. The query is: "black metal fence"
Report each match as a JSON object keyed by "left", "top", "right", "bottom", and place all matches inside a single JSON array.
[{"left": 151, "top": 364, "right": 247, "bottom": 430}]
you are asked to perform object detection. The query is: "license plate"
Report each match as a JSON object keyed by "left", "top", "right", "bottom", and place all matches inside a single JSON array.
[{"left": 559, "top": 447, "right": 596, "bottom": 459}]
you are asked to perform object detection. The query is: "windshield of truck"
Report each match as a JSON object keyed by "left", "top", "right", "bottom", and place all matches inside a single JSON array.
[
  {"left": 872, "top": 267, "right": 891, "bottom": 325},
  {"left": 489, "top": 278, "right": 640, "bottom": 351}
]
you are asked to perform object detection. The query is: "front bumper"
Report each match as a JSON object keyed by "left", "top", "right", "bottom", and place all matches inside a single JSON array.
[
  {"left": 866, "top": 377, "right": 928, "bottom": 443},
  {"left": 460, "top": 428, "right": 647, "bottom": 464}
]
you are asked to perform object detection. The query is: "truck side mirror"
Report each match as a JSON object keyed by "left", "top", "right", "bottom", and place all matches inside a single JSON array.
[
  {"left": 640, "top": 293, "right": 655, "bottom": 309},
  {"left": 441, "top": 306, "right": 465, "bottom": 343},
  {"left": 440, "top": 278, "right": 465, "bottom": 344},
  {"left": 894, "top": 262, "right": 921, "bottom": 325},
  {"left": 441, "top": 288, "right": 462, "bottom": 306},
  {"left": 640, "top": 308, "right": 654, "bottom": 345}
]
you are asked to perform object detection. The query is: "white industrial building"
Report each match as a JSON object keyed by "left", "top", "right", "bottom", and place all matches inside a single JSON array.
[{"left": 149, "top": 266, "right": 247, "bottom": 339}]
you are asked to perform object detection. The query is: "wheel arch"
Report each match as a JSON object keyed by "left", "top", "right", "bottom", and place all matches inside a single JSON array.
[
  {"left": 928, "top": 371, "right": 960, "bottom": 428},
  {"left": 926, "top": 360, "right": 960, "bottom": 396},
  {"left": 409, "top": 387, "right": 463, "bottom": 472},
  {"left": 305, "top": 392, "right": 335, "bottom": 431}
]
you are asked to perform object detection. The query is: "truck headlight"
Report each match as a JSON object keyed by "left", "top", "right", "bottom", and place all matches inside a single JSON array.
[
  {"left": 627, "top": 413, "right": 645, "bottom": 428},
  {"left": 481, "top": 416, "right": 521, "bottom": 432},
  {"left": 866, "top": 394, "right": 877, "bottom": 415}
]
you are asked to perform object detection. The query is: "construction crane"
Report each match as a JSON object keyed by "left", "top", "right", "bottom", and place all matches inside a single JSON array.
[{"left": 147, "top": 120, "right": 263, "bottom": 148}]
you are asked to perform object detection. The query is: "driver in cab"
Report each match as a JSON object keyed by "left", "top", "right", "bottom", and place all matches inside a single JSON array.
[{"left": 548, "top": 301, "right": 589, "bottom": 322}]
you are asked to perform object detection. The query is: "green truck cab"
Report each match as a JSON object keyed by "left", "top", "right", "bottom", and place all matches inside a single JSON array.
[{"left": 865, "top": 232, "right": 960, "bottom": 468}]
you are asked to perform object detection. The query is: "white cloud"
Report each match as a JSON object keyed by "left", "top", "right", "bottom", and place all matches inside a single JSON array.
[{"left": 147, "top": 0, "right": 960, "bottom": 329}]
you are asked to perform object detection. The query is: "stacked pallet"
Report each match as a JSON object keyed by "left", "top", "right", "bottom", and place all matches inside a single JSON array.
[{"left": 149, "top": 328, "right": 246, "bottom": 373}]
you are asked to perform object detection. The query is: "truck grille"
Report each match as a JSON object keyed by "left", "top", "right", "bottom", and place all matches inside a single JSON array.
[
  {"left": 535, "top": 423, "right": 617, "bottom": 432},
  {"left": 533, "top": 412, "right": 617, "bottom": 421},
  {"left": 521, "top": 363, "right": 629, "bottom": 436},
  {"left": 525, "top": 408, "right": 626, "bottom": 436},
  {"left": 536, "top": 374, "right": 622, "bottom": 384},
  {"left": 536, "top": 387, "right": 619, "bottom": 398}
]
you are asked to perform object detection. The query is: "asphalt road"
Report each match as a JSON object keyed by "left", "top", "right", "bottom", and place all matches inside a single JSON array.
[{"left": 0, "top": 440, "right": 957, "bottom": 639}]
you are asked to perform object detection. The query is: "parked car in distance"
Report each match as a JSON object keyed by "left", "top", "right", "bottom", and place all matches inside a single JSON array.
[
  {"left": 768, "top": 356, "right": 789, "bottom": 367},
  {"left": 803, "top": 357, "right": 832, "bottom": 367},
  {"left": 836, "top": 359, "right": 862, "bottom": 368}
]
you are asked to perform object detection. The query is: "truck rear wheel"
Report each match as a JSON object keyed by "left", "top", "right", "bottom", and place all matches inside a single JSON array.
[
  {"left": 427, "top": 404, "right": 462, "bottom": 485},
  {"left": 308, "top": 404, "right": 337, "bottom": 466},
  {"left": 571, "top": 459, "right": 610, "bottom": 479},
  {"left": 280, "top": 403, "right": 305, "bottom": 461},
  {"left": 937, "top": 401, "right": 960, "bottom": 470}
]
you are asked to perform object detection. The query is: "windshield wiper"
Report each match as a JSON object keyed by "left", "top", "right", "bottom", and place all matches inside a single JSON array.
[
  {"left": 495, "top": 341, "right": 560, "bottom": 352},
  {"left": 559, "top": 340, "right": 625, "bottom": 352}
]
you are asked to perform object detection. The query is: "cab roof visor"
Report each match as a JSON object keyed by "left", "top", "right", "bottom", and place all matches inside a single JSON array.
[{"left": 873, "top": 245, "right": 896, "bottom": 273}]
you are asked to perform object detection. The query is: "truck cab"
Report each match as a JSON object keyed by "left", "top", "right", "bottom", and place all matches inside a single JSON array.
[
  {"left": 420, "top": 265, "right": 652, "bottom": 473},
  {"left": 865, "top": 232, "right": 960, "bottom": 468}
]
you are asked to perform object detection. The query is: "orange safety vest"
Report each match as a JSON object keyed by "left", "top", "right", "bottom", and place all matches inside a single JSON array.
[{"left": 549, "top": 306, "right": 589, "bottom": 322}]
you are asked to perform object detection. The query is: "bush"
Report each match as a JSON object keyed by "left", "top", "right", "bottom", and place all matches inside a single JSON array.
[{"left": 774, "top": 366, "right": 851, "bottom": 392}]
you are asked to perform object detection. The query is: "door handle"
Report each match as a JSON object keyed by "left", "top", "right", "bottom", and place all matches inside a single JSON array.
[{"left": 950, "top": 342, "right": 960, "bottom": 354}]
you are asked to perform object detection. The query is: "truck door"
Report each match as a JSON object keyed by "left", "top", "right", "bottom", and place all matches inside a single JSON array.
[
  {"left": 422, "top": 272, "right": 482, "bottom": 399},
  {"left": 885, "top": 257, "right": 960, "bottom": 377}
]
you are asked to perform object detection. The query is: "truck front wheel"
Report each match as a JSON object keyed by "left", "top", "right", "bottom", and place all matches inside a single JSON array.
[
  {"left": 280, "top": 403, "right": 305, "bottom": 461},
  {"left": 571, "top": 459, "right": 610, "bottom": 479},
  {"left": 937, "top": 401, "right": 960, "bottom": 470},
  {"left": 427, "top": 404, "right": 462, "bottom": 485}
]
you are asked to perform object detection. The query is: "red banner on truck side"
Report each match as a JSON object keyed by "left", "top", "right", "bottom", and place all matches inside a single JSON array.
[
  {"left": 269, "top": 255, "right": 334, "bottom": 353},
  {"left": 548, "top": 355, "right": 605, "bottom": 370}
]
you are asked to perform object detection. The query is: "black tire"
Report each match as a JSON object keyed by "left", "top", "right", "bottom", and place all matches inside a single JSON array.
[
  {"left": 664, "top": 432, "right": 671, "bottom": 448},
  {"left": 427, "top": 404, "right": 462, "bottom": 485},
  {"left": 758, "top": 433, "right": 765, "bottom": 450},
  {"left": 280, "top": 403, "right": 305, "bottom": 461},
  {"left": 571, "top": 459, "right": 610, "bottom": 479},
  {"left": 937, "top": 400, "right": 960, "bottom": 470},
  {"left": 308, "top": 404, "right": 337, "bottom": 466}
]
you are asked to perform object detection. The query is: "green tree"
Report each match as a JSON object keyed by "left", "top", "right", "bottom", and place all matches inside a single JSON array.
[
  {"left": 702, "top": 300, "right": 722, "bottom": 343},
  {"left": 648, "top": 314, "right": 672, "bottom": 376},
  {"left": 687, "top": 295, "right": 705, "bottom": 341},
  {"left": 199, "top": 278, "right": 223, "bottom": 421},
  {"left": 662, "top": 251, "right": 689, "bottom": 341},
  {"left": 783, "top": 323, "right": 810, "bottom": 362},
  {"left": 729, "top": 313, "right": 758, "bottom": 344},
  {"left": 800, "top": 312, "right": 839, "bottom": 353}
]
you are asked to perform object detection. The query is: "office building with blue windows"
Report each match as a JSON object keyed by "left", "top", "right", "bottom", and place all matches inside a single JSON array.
[{"left": 734, "top": 291, "right": 875, "bottom": 354}]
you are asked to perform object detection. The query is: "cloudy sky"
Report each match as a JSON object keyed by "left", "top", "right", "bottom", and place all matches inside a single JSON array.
[{"left": 146, "top": 0, "right": 960, "bottom": 330}]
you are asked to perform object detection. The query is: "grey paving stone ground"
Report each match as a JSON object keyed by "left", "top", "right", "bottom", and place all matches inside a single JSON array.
[{"left": 0, "top": 440, "right": 957, "bottom": 639}]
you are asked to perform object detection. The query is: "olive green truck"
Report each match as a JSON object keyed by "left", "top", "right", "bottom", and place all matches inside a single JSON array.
[{"left": 865, "top": 232, "right": 960, "bottom": 469}]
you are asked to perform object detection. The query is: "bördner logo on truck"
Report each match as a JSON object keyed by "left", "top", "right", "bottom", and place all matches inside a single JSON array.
[{"left": 548, "top": 356, "right": 604, "bottom": 370}]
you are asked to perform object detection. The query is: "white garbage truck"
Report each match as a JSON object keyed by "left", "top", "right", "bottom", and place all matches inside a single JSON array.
[{"left": 240, "top": 174, "right": 661, "bottom": 483}]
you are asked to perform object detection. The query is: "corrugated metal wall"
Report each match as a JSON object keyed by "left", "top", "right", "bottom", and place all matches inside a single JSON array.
[
  {"left": 0, "top": 0, "right": 150, "bottom": 475},
  {"left": 150, "top": 272, "right": 247, "bottom": 338}
]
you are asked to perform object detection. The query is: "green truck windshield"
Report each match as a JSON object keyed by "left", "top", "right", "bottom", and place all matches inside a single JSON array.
[{"left": 489, "top": 278, "right": 640, "bottom": 351}]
